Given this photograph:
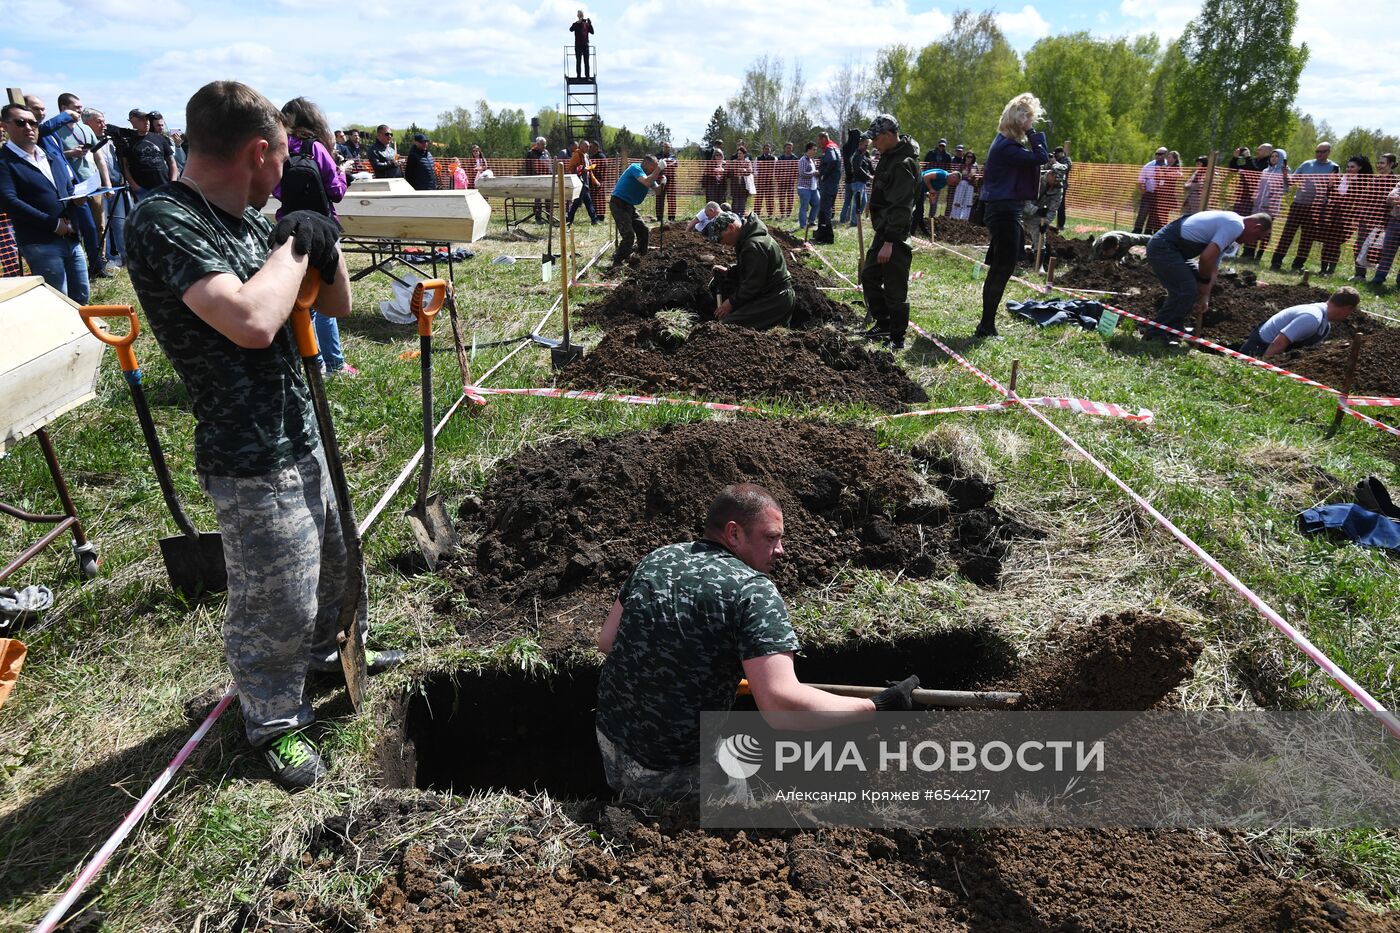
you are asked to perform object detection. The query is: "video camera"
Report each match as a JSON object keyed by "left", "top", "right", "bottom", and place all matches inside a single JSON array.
[{"left": 103, "top": 125, "right": 140, "bottom": 158}]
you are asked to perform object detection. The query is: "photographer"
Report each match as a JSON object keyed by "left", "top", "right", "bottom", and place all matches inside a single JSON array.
[{"left": 122, "top": 108, "right": 178, "bottom": 202}]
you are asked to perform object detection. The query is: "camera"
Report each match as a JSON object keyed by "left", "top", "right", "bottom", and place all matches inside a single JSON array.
[{"left": 104, "top": 125, "right": 139, "bottom": 158}]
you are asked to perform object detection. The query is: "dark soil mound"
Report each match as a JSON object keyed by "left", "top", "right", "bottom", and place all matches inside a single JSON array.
[
  {"left": 449, "top": 420, "right": 1020, "bottom": 651},
  {"left": 1290, "top": 327, "right": 1400, "bottom": 397},
  {"left": 584, "top": 227, "right": 854, "bottom": 329},
  {"left": 354, "top": 826, "right": 1396, "bottom": 932},
  {"left": 558, "top": 320, "right": 928, "bottom": 412},
  {"left": 931, "top": 216, "right": 990, "bottom": 246},
  {"left": 1013, "top": 611, "right": 1202, "bottom": 710}
]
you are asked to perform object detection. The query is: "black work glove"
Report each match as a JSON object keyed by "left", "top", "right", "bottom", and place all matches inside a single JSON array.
[
  {"left": 871, "top": 675, "right": 920, "bottom": 711},
  {"left": 269, "top": 210, "right": 341, "bottom": 284}
]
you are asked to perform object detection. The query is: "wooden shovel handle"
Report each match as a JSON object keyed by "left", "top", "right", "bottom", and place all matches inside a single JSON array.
[
  {"left": 79, "top": 305, "right": 140, "bottom": 373},
  {"left": 411, "top": 279, "right": 448, "bottom": 337}
]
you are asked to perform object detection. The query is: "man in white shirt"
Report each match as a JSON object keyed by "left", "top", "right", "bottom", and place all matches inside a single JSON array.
[
  {"left": 1143, "top": 209, "right": 1271, "bottom": 338},
  {"left": 1239, "top": 288, "right": 1359, "bottom": 358},
  {"left": 1133, "top": 147, "right": 1168, "bottom": 234},
  {"left": 689, "top": 201, "right": 722, "bottom": 234}
]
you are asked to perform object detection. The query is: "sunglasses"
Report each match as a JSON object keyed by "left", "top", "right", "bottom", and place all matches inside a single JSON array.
[{"left": 6, "top": 117, "right": 38, "bottom": 128}]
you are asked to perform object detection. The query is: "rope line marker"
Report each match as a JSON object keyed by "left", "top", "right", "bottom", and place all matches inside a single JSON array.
[
  {"left": 910, "top": 234, "right": 1400, "bottom": 438},
  {"left": 34, "top": 688, "right": 238, "bottom": 933},
  {"left": 1339, "top": 403, "right": 1400, "bottom": 438},
  {"left": 909, "top": 319, "right": 1400, "bottom": 742}
]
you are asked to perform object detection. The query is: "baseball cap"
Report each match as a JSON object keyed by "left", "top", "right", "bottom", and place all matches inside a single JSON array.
[
  {"left": 866, "top": 114, "right": 899, "bottom": 138},
  {"left": 938, "top": 138, "right": 947, "bottom": 145},
  {"left": 954, "top": 144, "right": 965, "bottom": 150},
  {"left": 128, "top": 107, "right": 148, "bottom": 118},
  {"left": 412, "top": 132, "right": 430, "bottom": 142},
  {"left": 1155, "top": 146, "right": 1169, "bottom": 154},
  {"left": 705, "top": 211, "right": 741, "bottom": 242}
]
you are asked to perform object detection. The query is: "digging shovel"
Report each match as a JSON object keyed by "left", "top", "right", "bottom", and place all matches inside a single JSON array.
[
  {"left": 289, "top": 277, "right": 368, "bottom": 711},
  {"left": 736, "top": 678, "right": 1022, "bottom": 709},
  {"left": 79, "top": 307, "right": 226, "bottom": 599},
  {"left": 404, "top": 279, "right": 461, "bottom": 569}
]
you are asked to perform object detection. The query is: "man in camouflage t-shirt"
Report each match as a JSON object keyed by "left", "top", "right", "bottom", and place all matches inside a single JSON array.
[
  {"left": 595, "top": 484, "right": 918, "bottom": 800},
  {"left": 124, "top": 81, "right": 400, "bottom": 791}
]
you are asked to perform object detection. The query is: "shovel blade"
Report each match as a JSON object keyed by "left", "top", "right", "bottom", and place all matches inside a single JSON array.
[
  {"left": 339, "top": 615, "right": 367, "bottom": 712},
  {"left": 405, "top": 493, "right": 460, "bottom": 571},
  {"left": 159, "top": 532, "right": 227, "bottom": 599}
]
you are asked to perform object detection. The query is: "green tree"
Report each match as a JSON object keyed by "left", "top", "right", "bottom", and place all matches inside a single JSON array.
[
  {"left": 612, "top": 125, "right": 638, "bottom": 156},
  {"left": 701, "top": 106, "right": 731, "bottom": 147},
  {"left": 904, "top": 10, "right": 1023, "bottom": 151},
  {"left": 824, "top": 59, "right": 869, "bottom": 134},
  {"left": 1024, "top": 33, "right": 1113, "bottom": 160},
  {"left": 866, "top": 44, "right": 913, "bottom": 120},
  {"left": 725, "top": 56, "right": 815, "bottom": 148},
  {"left": 643, "top": 121, "right": 672, "bottom": 150},
  {"left": 1332, "top": 126, "right": 1399, "bottom": 164},
  {"left": 1162, "top": 0, "right": 1308, "bottom": 163}
]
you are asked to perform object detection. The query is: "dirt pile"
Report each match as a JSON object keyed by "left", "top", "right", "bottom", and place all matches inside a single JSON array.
[
  {"left": 584, "top": 227, "right": 855, "bottom": 329},
  {"left": 450, "top": 420, "right": 1021, "bottom": 650},
  {"left": 930, "top": 216, "right": 990, "bottom": 246},
  {"left": 351, "top": 825, "right": 1394, "bottom": 933},
  {"left": 1013, "top": 610, "right": 1202, "bottom": 710},
  {"left": 557, "top": 320, "right": 928, "bottom": 411}
]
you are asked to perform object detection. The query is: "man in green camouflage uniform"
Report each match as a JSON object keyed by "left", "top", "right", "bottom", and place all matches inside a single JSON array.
[
  {"left": 859, "top": 114, "right": 920, "bottom": 350},
  {"left": 124, "top": 80, "right": 402, "bottom": 791},
  {"left": 707, "top": 212, "right": 796, "bottom": 330},
  {"left": 1025, "top": 160, "right": 1069, "bottom": 267},
  {"left": 1092, "top": 230, "right": 1153, "bottom": 265},
  {"left": 595, "top": 484, "right": 918, "bottom": 800}
]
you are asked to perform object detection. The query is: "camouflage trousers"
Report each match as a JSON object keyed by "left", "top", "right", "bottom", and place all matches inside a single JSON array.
[
  {"left": 201, "top": 447, "right": 367, "bottom": 747},
  {"left": 596, "top": 728, "right": 752, "bottom": 804}
]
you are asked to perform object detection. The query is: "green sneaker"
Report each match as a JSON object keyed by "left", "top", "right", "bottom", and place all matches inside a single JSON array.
[{"left": 261, "top": 730, "right": 328, "bottom": 791}]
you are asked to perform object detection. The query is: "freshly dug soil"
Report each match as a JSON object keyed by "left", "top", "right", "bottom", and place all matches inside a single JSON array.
[
  {"left": 557, "top": 320, "right": 928, "bottom": 412},
  {"left": 1291, "top": 328, "right": 1400, "bottom": 397},
  {"left": 1013, "top": 610, "right": 1203, "bottom": 710},
  {"left": 584, "top": 227, "right": 855, "bottom": 329},
  {"left": 359, "top": 826, "right": 1397, "bottom": 933},
  {"left": 930, "top": 215, "right": 990, "bottom": 246},
  {"left": 448, "top": 420, "right": 1021, "bottom": 651}
]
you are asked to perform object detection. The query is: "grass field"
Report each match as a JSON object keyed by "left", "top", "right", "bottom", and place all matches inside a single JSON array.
[{"left": 2, "top": 209, "right": 1399, "bottom": 930}]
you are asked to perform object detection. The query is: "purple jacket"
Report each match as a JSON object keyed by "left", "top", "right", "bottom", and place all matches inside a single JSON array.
[
  {"left": 273, "top": 137, "right": 347, "bottom": 220},
  {"left": 980, "top": 131, "right": 1049, "bottom": 202}
]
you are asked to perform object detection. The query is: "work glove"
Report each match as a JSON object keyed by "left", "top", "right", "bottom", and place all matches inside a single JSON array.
[
  {"left": 871, "top": 675, "right": 920, "bottom": 711},
  {"left": 270, "top": 210, "right": 341, "bottom": 284}
]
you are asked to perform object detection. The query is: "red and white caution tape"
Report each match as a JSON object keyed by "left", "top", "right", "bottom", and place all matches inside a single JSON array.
[
  {"left": 35, "top": 687, "right": 238, "bottom": 933},
  {"left": 917, "top": 320, "right": 1400, "bottom": 741},
  {"left": 1344, "top": 396, "right": 1400, "bottom": 408},
  {"left": 465, "top": 385, "right": 759, "bottom": 414},
  {"left": 911, "top": 234, "right": 1400, "bottom": 438},
  {"left": 880, "top": 396, "right": 1152, "bottom": 424},
  {"left": 802, "top": 242, "right": 860, "bottom": 288},
  {"left": 1339, "top": 403, "right": 1400, "bottom": 438}
]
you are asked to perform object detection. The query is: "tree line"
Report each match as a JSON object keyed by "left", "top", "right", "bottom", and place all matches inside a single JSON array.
[{"left": 395, "top": 0, "right": 1392, "bottom": 167}]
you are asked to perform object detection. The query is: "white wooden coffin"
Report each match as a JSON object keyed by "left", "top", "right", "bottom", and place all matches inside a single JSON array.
[
  {"left": 264, "top": 188, "right": 491, "bottom": 243},
  {"left": 475, "top": 173, "right": 582, "bottom": 202},
  {"left": 0, "top": 278, "right": 106, "bottom": 453}
]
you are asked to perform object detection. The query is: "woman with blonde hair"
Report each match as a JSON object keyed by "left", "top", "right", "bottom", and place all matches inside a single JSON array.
[
  {"left": 975, "top": 92, "right": 1050, "bottom": 337},
  {"left": 275, "top": 96, "right": 355, "bottom": 375}
]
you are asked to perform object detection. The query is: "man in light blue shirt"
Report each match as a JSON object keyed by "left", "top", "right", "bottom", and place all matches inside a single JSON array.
[
  {"left": 1270, "top": 140, "right": 1339, "bottom": 272},
  {"left": 609, "top": 155, "right": 667, "bottom": 267},
  {"left": 1239, "top": 288, "right": 1359, "bottom": 359}
]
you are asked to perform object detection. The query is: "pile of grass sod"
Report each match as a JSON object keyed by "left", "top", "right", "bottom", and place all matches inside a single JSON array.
[{"left": 2, "top": 214, "right": 1399, "bottom": 930}]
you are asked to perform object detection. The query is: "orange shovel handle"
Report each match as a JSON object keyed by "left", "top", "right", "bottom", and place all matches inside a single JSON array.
[
  {"left": 410, "top": 279, "right": 448, "bottom": 337},
  {"left": 79, "top": 305, "right": 140, "bottom": 373},
  {"left": 290, "top": 274, "right": 322, "bottom": 359}
]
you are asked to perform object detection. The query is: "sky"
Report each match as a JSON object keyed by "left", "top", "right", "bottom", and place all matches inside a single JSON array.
[{"left": 4, "top": 0, "right": 1395, "bottom": 148}]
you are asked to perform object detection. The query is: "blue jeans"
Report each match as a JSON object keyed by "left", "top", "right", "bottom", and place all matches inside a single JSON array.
[
  {"left": 797, "top": 188, "right": 820, "bottom": 227},
  {"left": 1373, "top": 217, "right": 1400, "bottom": 284},
  {"left": 313, "top": 311, "right": 346, "bottom": 371},
  {"left": 21, "top": 237, "right": 89, "bottom": 304},
  {"left": 844, "top": 182, "right": 867, "bottom": 225},
  {"left": 72, "top": 201, "right": 104, "bottom": 272},
  {"left": 106, "top": 190, "right": 131, "bottom": 261}
]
